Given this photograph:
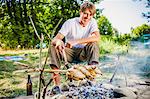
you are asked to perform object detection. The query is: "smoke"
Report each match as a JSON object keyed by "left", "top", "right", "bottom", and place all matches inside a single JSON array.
[{"left": 99, "top": 41, "right": 150, "bottom": 86}]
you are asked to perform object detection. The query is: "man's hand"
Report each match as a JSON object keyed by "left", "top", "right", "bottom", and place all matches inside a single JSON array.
[
  {"left": 66, "top": 40, "right": 78, "bottom": 48},
  {"left": 52, "top": 39, "right": 64, "bottom": 50}
]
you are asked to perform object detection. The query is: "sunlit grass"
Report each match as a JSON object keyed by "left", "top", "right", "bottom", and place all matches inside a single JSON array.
[
  {"left": 99, "top": 36, "right": 129, "bottom": 55},
  {"left": 0, "top": 37, "right": 130, "bottom": 98},
  {"left": 0, "top": 51, "right": 51, "bottom": 98}
]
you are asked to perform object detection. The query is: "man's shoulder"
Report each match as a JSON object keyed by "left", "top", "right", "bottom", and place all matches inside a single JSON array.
[
  {"left": 89, "top": 18, "right": 97, "bottom": 26},
  {"left": 91, "top": 18, "right": 97, "bottom": 22},
  {"left": 66, "top": 17, "right": 79, "bottom": 23}
]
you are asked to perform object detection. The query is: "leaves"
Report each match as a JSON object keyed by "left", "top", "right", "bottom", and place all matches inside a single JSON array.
[
  {"left": 97, "top": 15, "right": 114, "bottom": 35},
  {"left": 131, "top": 24, "right": 150, "bottom": 39},
  {"left": 0, "top": 0, "right": 101, "bottom": 49}
]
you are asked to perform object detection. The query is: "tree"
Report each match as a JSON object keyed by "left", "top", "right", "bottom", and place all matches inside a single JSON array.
[
  {"left": 131, "top": 24, "right": 150, "bottom": 39},
  {"left": 0, "top": 0, "right": 101, "bottom": 49},
  {"left": 97, "top": 15, "right": 114, "bottom": 35}
]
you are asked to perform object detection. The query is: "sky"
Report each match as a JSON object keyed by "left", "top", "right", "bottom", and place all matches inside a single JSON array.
[{"left": 96, "top": 0, "right": 149, "bottom": 34}]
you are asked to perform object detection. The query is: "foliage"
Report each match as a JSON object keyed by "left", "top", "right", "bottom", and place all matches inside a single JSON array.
[
  {"left": 113, "top": 34, "right": 132, "bottom": 46},
  {"left": 99, "top": 35, "right": 129, "bottom": 55},
  {"left": 97, "top": 15, "right": 131, "bottom": 54},
  {"left": 97, "top": 15, "right": 114, "bottom": 35},
  {"left": 131, "top": 24, "right": 150, "bottom": 39},
  {"left": 0, "top": 1, "right": 40, "bottom": 49},
  {"left": 0, "top": 0, "right": 101, "bottom": 49}
]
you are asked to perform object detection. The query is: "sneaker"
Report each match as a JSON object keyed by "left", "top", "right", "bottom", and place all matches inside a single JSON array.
[
  {"left": 50, "top": 86, "right": 61, "bottom": 95},
  {"left": 88, "top": 61, "right": 99, "bottom": 65}
]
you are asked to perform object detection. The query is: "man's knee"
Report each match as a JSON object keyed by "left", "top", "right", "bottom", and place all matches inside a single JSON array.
[{"left": 86, "top": 42, "right": 99, "bottom": 50}]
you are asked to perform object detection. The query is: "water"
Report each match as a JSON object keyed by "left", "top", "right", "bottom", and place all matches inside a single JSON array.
[{"left": 0, "top": 56, "right": 25, "bottom": 61}]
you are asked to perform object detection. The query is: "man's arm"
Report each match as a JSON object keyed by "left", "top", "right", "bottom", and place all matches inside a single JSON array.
[
  {"left": 67, "top": 31, "right": 100, "bottom": 48},
  {"left": 51, "top": 33, "right": 65, "bottom": 49},
  {"left": 51, "top": 33, "right": 64, "bottom": 45},
  {"left": 79, "top": 31, "right": 100, "bottom": 43}
]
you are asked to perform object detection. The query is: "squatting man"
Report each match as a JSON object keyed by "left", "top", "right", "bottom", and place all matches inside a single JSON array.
[{"left": 49, "top": 1, "right": 100, "bottom": 86}]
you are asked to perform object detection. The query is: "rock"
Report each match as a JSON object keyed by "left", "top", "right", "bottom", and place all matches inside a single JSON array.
[
  {"left": 58, "top": 94, "right": 66, "bottom": 99},
  {"left": 113, "top": 87, "right": 137, "bottom": 99},
  {"left": 15, "top": 95, "right": 33, "bottom": 99},
  {"left": 50, "top": 94, "right": 66, "bottom": 99},
  {"left": 67, "top": 81, "right": 78, "bottom": 87},
  {"left": 78, "top": 79, "right": 93, "bottom": 87},
  {"left": 137, "top": 87, "right": 150, "bottom": 99},
  {"left": 101, "top": 83, "right": 116, "bottom": 89},
  {"left": 126, "top": 87, "right": 138, "bottom": 95},
  {"left": 60, "top": 83, "right": 69, "bottom": 92}
]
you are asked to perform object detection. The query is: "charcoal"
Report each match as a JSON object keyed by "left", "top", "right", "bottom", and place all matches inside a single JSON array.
[
  {"left": 60, "top": 83, "right": 69, "bottom": 92},
  {"left": 68, "top": 82, "right": 77, "bottom": 87},
  {"left": 45, "top": 80, "right": 114, "bottom": 98}
]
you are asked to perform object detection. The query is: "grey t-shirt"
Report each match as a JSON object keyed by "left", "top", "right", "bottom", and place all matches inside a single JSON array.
[{"left": 59, "top": 17, "right": 99, "bottom": 48}]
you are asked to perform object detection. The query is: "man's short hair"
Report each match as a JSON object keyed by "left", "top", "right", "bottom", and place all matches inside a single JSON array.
[{"left": 80, "top": 1, "right": 96, "bottom": 15}]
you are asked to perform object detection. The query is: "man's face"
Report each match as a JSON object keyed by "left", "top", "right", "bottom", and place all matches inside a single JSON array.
[{"left": 80, "top": 8, "right": 93, "bottom": 26}]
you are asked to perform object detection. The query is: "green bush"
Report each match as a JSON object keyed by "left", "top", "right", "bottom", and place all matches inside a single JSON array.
[
  {"left": 97, "top": 15, "right": 114, "bottom": 36},
  {"left": 131, "top": 24, "right": 150, "bottom": 39},
  {"left": 99, "top": 35, "right": 129, "bottom": 55}
]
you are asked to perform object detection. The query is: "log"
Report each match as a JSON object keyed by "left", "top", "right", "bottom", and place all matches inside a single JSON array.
[
  {"left": 136, "top": 83, "right": 150, "bottom": 86},
  {"left": 13, "top": 62, "right": 29, "bottom": 67},
  {"left": 13, "top": 69, "right": 68, "bottom": 74}
]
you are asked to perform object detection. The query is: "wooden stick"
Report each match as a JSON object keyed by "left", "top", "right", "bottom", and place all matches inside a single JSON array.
[
  {"left": 29, "top": 16, "right": 41, "bottom": 40},
  {"left": 13, "top": 62, "right": 29, "bottom": 67},
  {"left": 13, "top": 69, "right": 68, "bottom": 74},
  {"left": 62, "top": 48, "right": 69, "bottom": 69},
  {"left": 110, "top": 55, "right": 119, "bottom": 83},
  {"left": 28, "top": 17, "right": 63, "bottom": 98},
  {"left": 42, "top": 78, "right": 53, "bottom": 99},
  {"left": 39, "top": 18, "right": 64, "bottom": 93},
  {"left": 38, "top": 33, "right": 44, "bottom": 99}
]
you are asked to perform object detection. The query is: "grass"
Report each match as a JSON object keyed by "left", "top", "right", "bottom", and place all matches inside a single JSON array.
[
  {"left": 0, "top": 48, "right": 70, "bottom": 98},
  {"left": 0, "top": 60, "right": 27, "bottom": 98},
  {"left": 0, "top": 49, "right": 52, "bottom": 98},
  {"left": 0, "top": 52, "right": 117, "bottom": 98},
  {"left": 99, "top": 35, "right": 129, "bottom": 55},
  {"left": 0, "top": 36, "right": 130, "bottom": 98}
]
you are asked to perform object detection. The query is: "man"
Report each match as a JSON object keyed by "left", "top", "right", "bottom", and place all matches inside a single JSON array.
[{"left": 49, "top": 1, "right": 100, "bottom": 86}]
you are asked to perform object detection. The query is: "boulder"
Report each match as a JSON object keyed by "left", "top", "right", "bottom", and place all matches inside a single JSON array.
[{"left": 113, "top": 87, "right": 137, "bottom": 99}]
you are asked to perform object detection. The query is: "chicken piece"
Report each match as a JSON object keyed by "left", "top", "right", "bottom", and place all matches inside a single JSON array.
[
  {"left": 66, "top": 68, "right": 86, "bottom": 81},
  {"left": 94, "top": 67, "right": 102, "bottom": 75},
  {"left": 76, "top": 66, "right": 94, "bottom": 80},
  {"left": 85, "top": 65, "right": 97, "bottom": 77}
]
